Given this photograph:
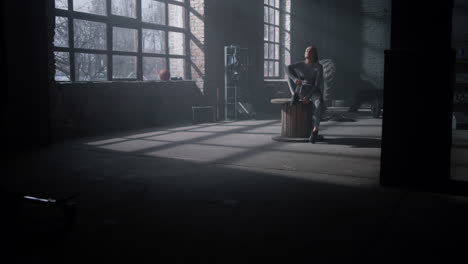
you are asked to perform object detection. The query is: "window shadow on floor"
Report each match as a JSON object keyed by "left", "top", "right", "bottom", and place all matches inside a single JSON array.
[{"left": 321, "top": 137, "right": 381, "bottom": 148}]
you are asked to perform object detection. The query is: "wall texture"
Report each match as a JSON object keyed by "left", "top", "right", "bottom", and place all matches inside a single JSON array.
[{"left": 291, "top": 0, "right": 391, "bottom": 101}]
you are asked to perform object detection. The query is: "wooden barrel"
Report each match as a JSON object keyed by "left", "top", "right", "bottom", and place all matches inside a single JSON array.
[{"left": 271, "top": 98, "right": 314, "bottom": 138}]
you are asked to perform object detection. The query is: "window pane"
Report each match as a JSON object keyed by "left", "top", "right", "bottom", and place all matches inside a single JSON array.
[
  {"left": 113, "top": 27, "right": 138, "bottom": 52},
  {"left": 269, "top": 26, "right": 274, "bottom": 43},
  {"left": 285, "top": 13, "right": 291, "bottom": 31},
  {"left": 274, "top": 61, "right": 279, "bottom": 76},
  {"left": 112, "top": 0, "right": 137, "bottom": 18},
  {"left": 275, "top": 0, "right": 280, "bottom": 8},
  {"left": 264, "top": 43, "right": 268, "bottom": 58},
  {"left": 174, "top": 0, "right": 184, "bottom": 2},
  {"left": 143, "top": 57, "right": 166, "bottom": 80},
  {"left": 142, "top": 0, "right": 166, "bottom": 25},
  {"left": 113, "top": 55, "right": 137, "bottom": 79},
  {"left": 269, "top": 7, "right": 275, "bottom": 24},
  {"left": 269, "top": 0, "right": 274, "bottom": 6},
  {"left": 269, "top": 43, "right": 274, "bottom": 59},
  {"left": 54, "top": 52, "right": 70, "bottom": 81},
  {"left": 268, "top": 61, "right": 274, "bottom": 76},
  {"left": 75, "top": 53, "right": 107, "bottom": 81},
  {"left": 275, "top": 26, "right": 280, "bottom": 43},
  {"left": 73, "top": 0, "right": 106, "bottom": 16},
  {"left": 168, "top": 4, "right": 184, "bottom": 28},
  {"left": 264, "top": 24, "right": 268, "bottom": 41},
  {"left": 275, "top": 44, "right": 280, "bottom": 59},
  {"left": 275, "top": 9, "right": 280, "bottom": 25},
  {"left": 74, "top": 19, "right": 107, "bottom": 50},
  {"left": 54, "top": 17, "right": 68, "bottom": 47},
  {"left": 264, "top": 61, "right": 268, "bottom": 77},
  {"left": 264, "top": 6, "right": 268, "bottom": 23},
  {"left": 55, "top": 0, "right": 68, "bottom": 10},
  {"left": 142, "top": 29, "right": 166, "bottom": 54},
  {"left": 264, "top": 0, "right": 268, "bottom": 5},
  {"left": 168, "top": 32, "right": 185, "bottom": 55},
  {"left": 169, "top": 58, "right": 185, "bottom": 79}
]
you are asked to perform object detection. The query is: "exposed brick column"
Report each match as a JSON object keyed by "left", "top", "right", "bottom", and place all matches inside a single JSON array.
[{"left": 189, "top": 0, "right": 205, "bottom": 93}]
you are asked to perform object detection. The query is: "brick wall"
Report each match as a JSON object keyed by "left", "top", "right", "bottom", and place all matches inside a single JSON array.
[
  {"left": 52, "top": 81, "right": 205, "bottom": 140},
  {"left": 204, "top": 0, "right": 264, "bottom": 118},
  {"left": 360, "top": 0, "right": 391, "bottom": 91},
  {"left": 291, "top": 0, "right": 391, "bottom": 100},
  {"left": 189, "top": 0, "right": 206, "bottom": 92}
]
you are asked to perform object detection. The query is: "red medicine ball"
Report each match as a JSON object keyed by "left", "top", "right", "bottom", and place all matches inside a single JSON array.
[{"left": 159, "top": 69, "right": 170, "bottom": 81}]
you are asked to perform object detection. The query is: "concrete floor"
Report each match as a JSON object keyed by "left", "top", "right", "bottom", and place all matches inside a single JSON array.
[{"left": 3, "top": 109, "right": 468, "bottom": 263}]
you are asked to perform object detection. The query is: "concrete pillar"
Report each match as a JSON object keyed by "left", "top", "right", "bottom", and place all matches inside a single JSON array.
[{"left": 380, "top": 1, "right": 455, "bottom": 190}]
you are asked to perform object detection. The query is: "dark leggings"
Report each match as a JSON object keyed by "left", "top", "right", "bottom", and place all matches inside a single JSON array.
[{"left": 297, "top": 85, "right": 325, "bottom": 130}]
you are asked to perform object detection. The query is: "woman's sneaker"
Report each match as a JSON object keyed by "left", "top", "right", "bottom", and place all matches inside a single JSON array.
[{"left": 309, "top": 130, "right": 318, "bottom": 144}]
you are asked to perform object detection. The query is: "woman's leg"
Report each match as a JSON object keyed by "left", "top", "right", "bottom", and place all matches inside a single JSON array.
[
  {"left": 309, "top": 93, "right": 324, "bottom": 143},
  {"left": 311, "top": 94, "right": 324, "bottom": 131}
]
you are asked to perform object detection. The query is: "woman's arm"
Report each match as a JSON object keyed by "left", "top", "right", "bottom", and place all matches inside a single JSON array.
[{"left": 285, "top": 63, "right": 300, "bottom": 83}]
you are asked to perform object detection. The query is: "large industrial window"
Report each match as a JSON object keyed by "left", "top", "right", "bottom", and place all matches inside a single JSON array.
[
  {"left": 263, "top": 0, "right": 290, "bottom": 79},
  {"left": 53, "top": 0, "right": 188, "bottom": 82}
]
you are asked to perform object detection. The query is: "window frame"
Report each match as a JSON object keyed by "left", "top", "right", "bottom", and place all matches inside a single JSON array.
[
  {"left": 53, "top": 0, "right": 190, "bottom": 82},
  {"left": 263, "top": 0, "right": 289, "bottom": 80}
]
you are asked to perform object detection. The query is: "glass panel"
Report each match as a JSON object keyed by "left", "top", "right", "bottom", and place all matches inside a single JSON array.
[
  {"left": 113, "top": 27, "right": 138, "bottom": 52},
  {"left": 55, "top": 0, "right": 68, "bottom": 10},
  {"left": 275, "top": 26, "right": 280, "bottom": 42},
  {"left": 275, "top": 44, "right": 280, "bottom": 59},
  {"left": 74, "top": 19, "right": 107, "bottom": 50},
  {"left": 168, "top": 32, "right": 185, "bottom": 55},
  {"left": 142, "top": 29, "right": 166, "bottom": 54},
  {"left": 264, "top": 61, "right": 268, "bottom": 77},
  {"left": 264, "top": 6, "right": 268, "bottom": 23},
  {"left": 269, "top": 26, "right": 274, "bottom": 43},
  {"left": 264, "top": 0, "right": 268, "bottom": 5},
  {"left": 264, "top": 24, "right": 268, "bottom": 41},
  {"left": 174, "top": 0, "right": 184, "bottom": 2},
  {"left": 269, "top": 43, "right": 274, "bottom": 59},
  {"left": 275, "top": 0, "right": 280, "bottom": 8},
  {"left": 169, "top": 58, "right": 185, "bottom": 79},
  {"left": 142, "top": 0, "right": 166, "bottom": 25},
  {"left": 268, "top": 61, "right": 274, "bottom": 76},
  {"left": 75, "top": 53, "right": 107, "bottom": 81},
  {"left": 113, "top": 55, "right": 137, "bottom": 79},
  {"left": 275, "top": 9, "right": 280, "bottom": 25},
  {"left": 168, "top": 4, "right": 184, "bottom": 28},
  {"left": 264, "top": 43, "right": 268, "bottom": 58},
  {"left": 54, "top": 16, "right": 68, "bottom": 48},
  {"left": 54, "top": 52, "right": 70, "bottom": 81},
  {"left": 269, "top": 0, "right": 274, "bottom": 6},
  {"left": 143, "top": 57, "right": 167, "bottom": 80},
  {"left": 274, "top": 61, "right": 279, "bottom": 76},
  {"left": 285, "top": 13, "right": 291, "bottom": 31},
  {"left": 112, "top": 0, "right": 137, "bottom": 18},
  {"left": 269, "top": 7, "right": 275, "bottom": 24},
  {"left": 284, "top": 31, "right": 291, "bottom": 49},
  {"left": 73, "top": 0, "right": 106, "bottom": 16}
]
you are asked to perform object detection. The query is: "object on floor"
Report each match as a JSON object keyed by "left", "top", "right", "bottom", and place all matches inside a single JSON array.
[
  {"left": 192, "top": 106, "right": 215, "bottom": 123},
  {"left": 271, "top": 98, "right": 314, "bottom": 142}
]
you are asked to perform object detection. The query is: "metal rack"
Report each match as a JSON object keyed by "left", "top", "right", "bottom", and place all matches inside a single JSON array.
[{"left": 224, "top": 45, "right": 249, "bottom": 120}]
